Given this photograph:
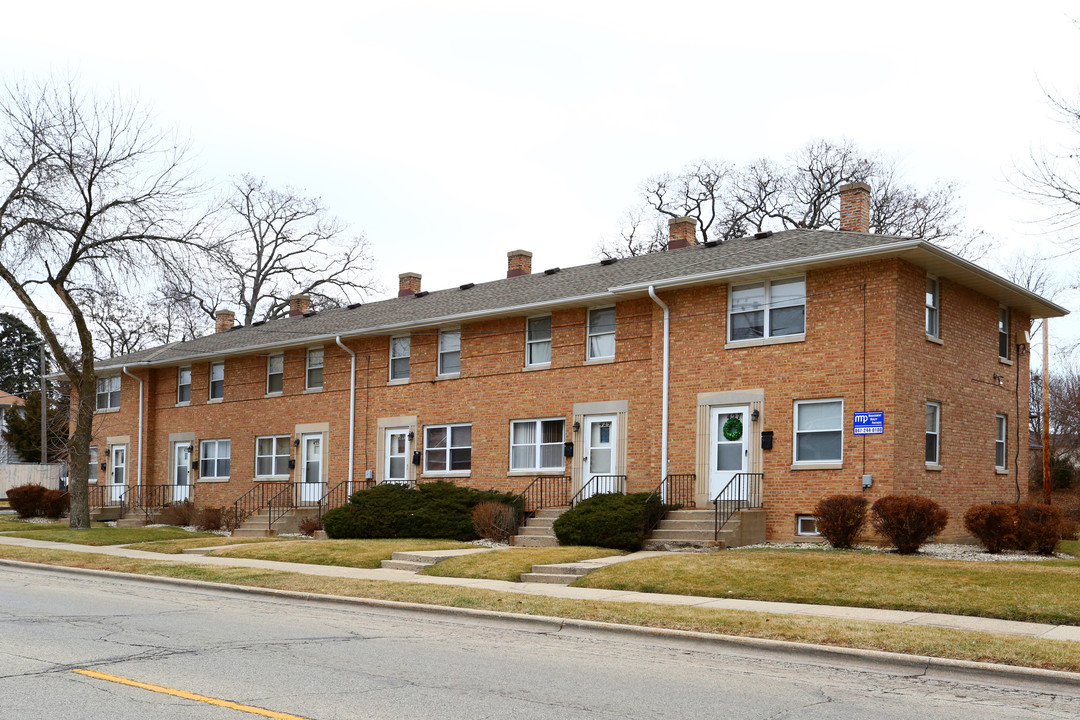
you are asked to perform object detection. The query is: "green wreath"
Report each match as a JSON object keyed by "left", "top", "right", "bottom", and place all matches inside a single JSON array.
[{"left": 722, "top": 415, "right": 743, "bottom": 441}]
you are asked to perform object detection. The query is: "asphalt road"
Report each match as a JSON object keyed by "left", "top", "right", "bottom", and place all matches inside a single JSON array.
[{"left": 1, "top": 565, "right": 1079, "bottom": 720}]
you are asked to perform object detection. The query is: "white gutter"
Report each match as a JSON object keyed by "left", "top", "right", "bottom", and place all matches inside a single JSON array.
[
  {"left": 121, "top": 366, "right": 143, "bottom": 503},
  {"left": 335, "top": 336, "right": 356, "bottom": 495},
  {"left": 647, "top": 286, "right": 669, "bottom": 483}
]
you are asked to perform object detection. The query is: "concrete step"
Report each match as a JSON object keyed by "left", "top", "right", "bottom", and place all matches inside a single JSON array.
[
  {"left": 643, "top": 539, "right": 725, "bottom": 552},
  {"left": 533, "top": 508, "right": 568, "bottom": 519},
  {"left": 519, "top": 572, "right": 577, "bottom": 584},
  {"left": 232, "top": 527, "right": 274, "bottom": 537},
  {"left": 516, "top": 526, "right": 557, "bottom": 536},
  {"left": 530, "top": 563, "right": 592, "bottom": 576},
  {"left": 511, "top": 535, "right": 560, "bottom": 547},
  {"left": 90, "top": 508, "right": 123, "bottom": 521},
  {"left": 381, "top": 559, "right": 431, "bottom": 572},
  {"left": 656, "top": 519, "right": 716, "bottom": 531},
  {"left": 114, "top": 518, "right": 147, "bottom": 528},
  {"left": 648, "top": 528, "right": 717, "bottom": 541}
]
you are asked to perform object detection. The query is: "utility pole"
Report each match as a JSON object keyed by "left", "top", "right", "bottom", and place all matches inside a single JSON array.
[
  {"left": 39, "top": 343, "right": 47, "bottom": 465},
  {"left": 1042, "top": 320, "right": 1051, "bottom": 505}
]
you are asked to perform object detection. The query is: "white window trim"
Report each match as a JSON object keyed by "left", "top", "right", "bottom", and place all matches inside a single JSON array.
[
  {"left": 925, "top": 275, "right": 940, "bottom": 340},
  {"left": 199, "top": 438, "right": 231, "bottom": 480},
  {"left": 792, "top": 398, "right": 844, "bottom": 466},
  {"left": 88, "top": 446, "right": 99, "bottom": 484},
  {"left": 525, "top": 315, "right": 552, "bottom": 368},
  {"left": 509, "top": 418, "right": 566, "bottom": 472},
  {"left": 389, "top": 335, "right": 410, "bottom": 382},
  {"left": 995, "top": 414, "right": 1008, "bottom": 472},
  {"left": 96, "top": 375, "right": 121, "bottom": 412},
  {"left": 177, "top": 367, "right": 191, "bottom": 405},
  {"left": 209, "top": 361, "right": 225, "bottom": 402},
  {"left": 423, "top": 422, "right": 472, "bottom": 475},
  {"left": 306, "top": 347, "right": 325, "bottom": 390},
  {"left": 255, "top": 434, "right": 291, "bottom": 478},
  {"left": 925, "top": 401, "right": 941, "bottom": 467},
  {"left": 266, "top": 354, "right": 284, "bottom": 395},
  {"left": 586, "top": 305, "right": 616, "bottom": 361},
  {"left": 998, "top": 307, "right": 1010, "bottom": 361},
  {"left": 437, "top": 329, "right": 461, "bottom": 377},
  {"left": 727, "top": 275, "right": 807, "bottom": 343},
  {"left": 796, "top": 515, "right": 820, "bottom": 536}
]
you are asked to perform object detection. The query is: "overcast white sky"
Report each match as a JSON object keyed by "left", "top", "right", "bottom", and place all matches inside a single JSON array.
[{"left": 2, "top": 0, "right": 1078, "bottom": 355}]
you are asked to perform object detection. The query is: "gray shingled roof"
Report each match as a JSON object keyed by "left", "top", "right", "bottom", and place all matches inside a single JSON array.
[{"left": 95, "top": 229, "right": 1065, "bottom": 370}]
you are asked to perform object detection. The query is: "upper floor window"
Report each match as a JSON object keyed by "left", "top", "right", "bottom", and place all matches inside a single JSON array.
[
  {"left": 925, "top": 277, "right": 939, "bottom": 338},
  {"left": 587, "top": 306, "right": 615, "bottom": 360},
  {"left": 209, "top": 362, "right": 224, "bottom": 400},
  {"left": 794, "top": 399, "right": 843, "bottom": 464},
  {"left": 177, "top": 367, "right": 191, "bottom": 404},
  {"left": 200, "top": 439, "right": 231, "bottom": 479},
  {"left": 926, "top": 401, "right": 941, "bottom": 465},
  {"left": 998, "top": 308, "right": 1010, "bottom": 360},
  {"left": 424, "top": 423, "right": 471, "bottom": 473},
  {"left": 389, "top": 336, "right": 410, "bottom": 381},
  {"left": 306, "top": 348, "right": 324, "bottom": 389},
  {"left": 526, "top": 316, "right": 552, "bottom": 366},
  {"left": 510, "top": 418, "right": 565, "bottom": 471},
  {"left": 256, "top": 435, "right": 291, "bottom": 477},
  {"left": 729, "top": 276, "right": 806, "bottom": 342},
  {"left": 267, "top": 354, "right": 284, "bottom": 394},
  {"left": 96, "top": 375, "right": 120, "bottom": 411},
  {"left": 438, "top": 330, "right": 461, "bottom": 376},
  {"left": 995, "top": 414, "right": 1007, "bottom": 471}
]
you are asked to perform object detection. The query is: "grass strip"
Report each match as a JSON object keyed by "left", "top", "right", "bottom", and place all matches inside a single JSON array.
[
  {"left": 423, "top": 547, "right": 623, "bottom": 581},
  {"left": 0, "top": 544, "right": 1078, "bottom": 674},
  {"left": 0, "top": 526, "right": 217, "bottom": 546},
  {"left": 127, "top": 536, "right": 290, "bottom": 554},
  {"left": 207, "top": 538, "right": 475, "bottom": 568},
  {"left": 573, "top": 548, "right": 1080, "bottom": 626}
]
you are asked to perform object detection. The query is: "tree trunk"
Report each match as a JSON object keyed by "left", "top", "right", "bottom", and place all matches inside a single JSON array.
[{"left": 66, "top": 373, "right": 95, "bottom": 529}]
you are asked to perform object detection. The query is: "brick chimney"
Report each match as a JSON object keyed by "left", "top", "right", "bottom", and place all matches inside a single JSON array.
[
  {"left": 838, "top": 182, "right": 871, "bottom": 233},
  {"left": 288, "top": 294, "right": 312, "bottom": 317},
  {"left": 507, "top": 250, "right": 532, "bottom": 278},
  {"left": 214, "top": 309, "right": 235, "bottom": 333},
  {"left": 398, "top": 272, "right": 422, "bottom": 297},
  {"left": 667, "top": 217, "right": 697, "bottom": 250}
]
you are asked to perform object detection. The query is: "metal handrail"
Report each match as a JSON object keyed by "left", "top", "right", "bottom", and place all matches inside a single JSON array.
[
  {"left": 513, "top": 475, "right": 572, "bottom": 520},
  {"left": 569, "top": 474, "right": 627, "bottom": 508},
  {"left": 318, "top": 479, "right": 365, "bottom": 521},
  {"left": 644, "top": 473, "right": 696, "bottom": 535},
  {"left": 232, "top": 481, "right": 290, "bottom": 528},
  {"left": 88, "top": 484, "right": 130, "bottom": 518},
  {"left": 713, "top": 472, "right": 764, "bottom": 540},
  {"left": 265, "top": 483, "right": 298, "bottom": 532},
  {"left": 137, "top": 484, "right": 195, "bottom": 522}
]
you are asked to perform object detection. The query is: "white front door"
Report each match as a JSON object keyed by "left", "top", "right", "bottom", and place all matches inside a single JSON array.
[
  {"left": 384, "top": 428, "right": 410, "bottom": 484},
  {"left": 109, "top": 445, "right": 127, "bottom": 502},
  {"left": 581, "top": 415, "right": 617, "bottom": 499},
  {"left": 710, "top": 406, "right": 749, "bottom": 500},
  {"left": 301, "top": 434, "right": 324, "bottom": 502},
  {"left": 173, "top": 442, "right": 191, "bottom": 502}
]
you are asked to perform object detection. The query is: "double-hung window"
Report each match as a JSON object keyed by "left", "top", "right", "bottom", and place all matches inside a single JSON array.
[
  {"left": 389, "top": 336, "right": 410, "bottom": 381},
  {"left": 438, "top": 330, "right": 461, "bottom": 376},
  {"left": 925, "top": 402, "right": 941, "bottom": 465},
  {"left": 177, "top": 367, "right": 191, "bottom": 404},
  {"left": 526, "top": 316, "right": 552, "bottom": 366},
  {"left": 424, "top": 424, "right": 471, "bottom": 473},
  {"left": 926, "top": 277, "right": 940, "bottom": 338},
  {"left": 995, "top": 414, "right": 1007, "bottom": 471},
  {"left": 998, "top": 308, "right": 1010, "bottom": 360},
  {"left": 510, "top": 419, "right": 565, "bottom": 471},
  {"left": 96, "top": 376, "right": 120, "bottom": 411},
  {"left": 306, "top": 348, "right": 324, "bottom": 389},
  {"left": 587, "top": 307, "right": 615, "bottom": 360},
  {"left": 209, "top": 362, "right": 224, "bottom": 400},
  {"left": 88, "top": 446, "right": 98, "bottom": 482},
  {"left": 729, "top": 276, "right": 806, "bottom": 342},
  {"left": 267, "top": 354, "right": 284, "bottom": 394},
  {"left": 200, "top": 439, "right": 231, "bottom": 479},
  {"left": 256, "top": 435, "right": 291, "bottom": 477},
  {"left": 794, "top": 399, "right": 843, "bottom": 463}
]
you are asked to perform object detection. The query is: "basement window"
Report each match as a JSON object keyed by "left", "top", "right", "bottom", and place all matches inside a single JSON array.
[{"left": 796, "top": 515, "right": 820, "bottom": 536}]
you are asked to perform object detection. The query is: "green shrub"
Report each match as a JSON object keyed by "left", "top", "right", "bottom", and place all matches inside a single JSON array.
[
  {"left": 324, "top": 481, "right": 520, "bottom": 540},
  {"left": 40, "top": 489, "right": 69, "bottom": 519},
  {"left": 963, "top": 504, "right": 1017, "bottom": 553},
  {"left": 1014, "top": 503, "right": 1065, "bottom": 555},
  {"left": 553, "top": 492, "right": 655, "bottom": 551},
  {"left": 6, "top": 484, "right": 48, "bottom": 518},
  {"left": 814, "top": 495, "right": 868, "bottom": 549},
  {"left": 870, "top": 495, "right": 949, "bottom": 554}
]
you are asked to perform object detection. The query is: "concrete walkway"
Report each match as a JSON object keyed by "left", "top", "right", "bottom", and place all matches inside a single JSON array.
[{"left": 1, "top": 534, "right": 1078, "bottom": 643}]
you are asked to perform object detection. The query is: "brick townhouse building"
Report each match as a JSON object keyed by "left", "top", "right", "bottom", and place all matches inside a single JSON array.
[{"left": 82, "top": 184, "right": 1067, "bottom": 541}]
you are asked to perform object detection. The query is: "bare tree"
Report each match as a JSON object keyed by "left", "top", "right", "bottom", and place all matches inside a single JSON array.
[
  {"left": 76, "top": 282, "right": 207, "bottom": 358},
  {"left": 0, "top": 79, "right": 197, "bottom": 528},
  {"left": 1014, "top": 88, "right": 1080, "bottom": 248},
  {"left": 599, "top": 139, "right": 971, "bottom": 258},
  {"left": 164, "top": 174, "right": 375, "bottom": 327}
]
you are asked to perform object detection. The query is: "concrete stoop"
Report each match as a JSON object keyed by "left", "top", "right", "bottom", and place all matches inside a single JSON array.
[
  {"left": 232, "top": 507, "right": 320, "bottom": 537},
  {"left": 114, "top": 517, "right": 147, "bottom": 528},
  {"left": 643, "top": 508, "right": 766, "bottom": 551},
  {"left": 511, "top": 507, "right": 567, "bottom": 547},
  {"left": 90, "top": 507, "right": 123, "bottom": 522},
  {"left": 380, "top": 548, "right": 492, "bottom": 572}
]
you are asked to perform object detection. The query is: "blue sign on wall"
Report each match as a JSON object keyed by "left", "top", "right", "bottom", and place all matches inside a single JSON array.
[{"left": 853, "top": 411, "right": 885, "bottom": 435}]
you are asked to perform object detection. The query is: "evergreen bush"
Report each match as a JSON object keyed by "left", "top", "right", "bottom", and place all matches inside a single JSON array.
[{"left": 553, "top": 492, "right": 656, "bottom": 551}]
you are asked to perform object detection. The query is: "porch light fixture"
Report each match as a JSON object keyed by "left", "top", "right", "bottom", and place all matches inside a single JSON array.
[
  {"left": 407, "top": 431, "right": 415, "bottom": 441},
  {"left": 751, "top": 409, "right": 760, "bottom": 422},
  {"left": 186, "top": 444, "right": 194, "bottom": 453},
  {"left": 572, "top": 421, "right": 580, "bottom": 433},
  {"left": 293, "top": 438, "right": 301, "bottom": 448}
]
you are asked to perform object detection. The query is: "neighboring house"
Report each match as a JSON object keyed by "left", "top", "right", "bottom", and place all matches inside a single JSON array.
[
  {"left": 82, "top": 184, "right": 1067, "bottom": 541},
  {"left": 0, "top": 390, "right": 26, "bottom": 464}
]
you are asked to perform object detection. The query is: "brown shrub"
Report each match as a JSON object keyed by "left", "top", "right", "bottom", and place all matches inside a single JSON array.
[
  {"left": 813, "top": 495, "right": 868, "bottom": 549},
  {"left": 963, "top": 504, "right": 1017, "bottom": 553},
  {"left": 6, "top": 484, "right": 47, "bottom": 518},
  {"left": 1014, "top": 503, "right": 1064, "bottom": 555},
  {"left": 472, "top": 501, "right": 519, "bottom": 543},
  {"left": 194, "top": 506, "right": 232, "bottom": 532},
  {"left": 298, "top": 515, "right": 323, "bottom": 537},
  {"left": 40, "top": 489, "right": 69, "bottom": 519},
  {"left": 158, "top": 499, "right": 196, "bottom": 527},
  {"left": 870, "top": 495, "right": 949, "bottom": 554}
]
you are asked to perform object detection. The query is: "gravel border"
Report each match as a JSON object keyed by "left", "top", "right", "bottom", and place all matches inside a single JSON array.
[{"left": 733, "top": 541, "right": 1070, "bottom": 561}]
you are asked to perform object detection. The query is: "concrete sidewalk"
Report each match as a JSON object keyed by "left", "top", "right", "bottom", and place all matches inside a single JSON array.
[{"left": 1, "top": 534, "right": 1078, "bottom": 643}]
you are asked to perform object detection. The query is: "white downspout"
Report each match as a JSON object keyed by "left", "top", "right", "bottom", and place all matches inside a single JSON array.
[
  {"left": 121, "top": 366, "right": 143, "bottom": 504},
  {"left": 647, "top": 286, "right": 670, "bottom": 482},
  {"left": 335, "top": 336, "right": 356, "bottom": 495}
]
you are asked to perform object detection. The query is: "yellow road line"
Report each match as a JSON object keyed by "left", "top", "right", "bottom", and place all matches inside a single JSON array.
[{"left": 72, "top": 668, "right": 313, "bottom": 720}]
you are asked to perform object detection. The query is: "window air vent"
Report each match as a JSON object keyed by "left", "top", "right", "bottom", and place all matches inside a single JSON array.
[
  {"left": 600, "top": 257, "right": 617, "bottom": 266},
  {"left": 543, "top": 267, "right": 560, "bottom": 275},
  {"left": 414, "top": 291, "right": 430, "bottom": 298},
  {"left": 459, "top": 283, "right": 475, "bottom": 290}
]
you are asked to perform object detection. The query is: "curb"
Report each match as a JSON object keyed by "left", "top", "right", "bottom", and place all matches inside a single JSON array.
[{"left": 4, "top": 557, "right": 1079, "bottom": 694}]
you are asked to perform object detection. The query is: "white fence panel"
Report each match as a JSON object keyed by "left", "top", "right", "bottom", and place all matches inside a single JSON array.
[{"left": 0, "top": 463, "right": 64, "bottom": 498}]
